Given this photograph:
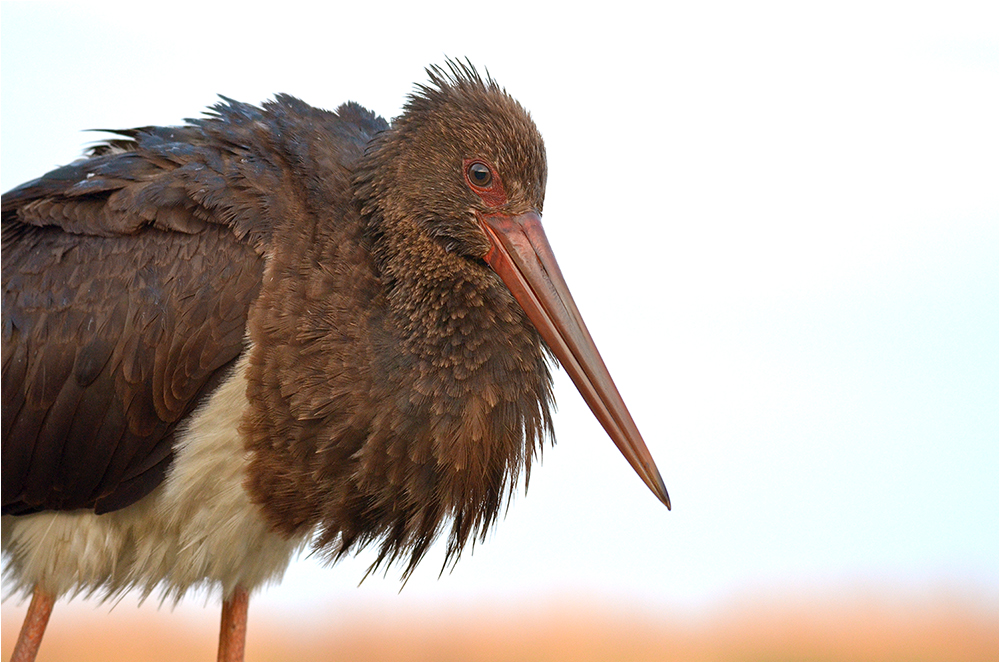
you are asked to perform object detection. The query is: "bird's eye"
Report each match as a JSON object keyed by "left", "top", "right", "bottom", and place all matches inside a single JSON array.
[
  {"left": 463, "top": 158, "right": 506, "bottom": 206},
  {"left": 467, "top": 161, "right": 492, "bottom": 188}
]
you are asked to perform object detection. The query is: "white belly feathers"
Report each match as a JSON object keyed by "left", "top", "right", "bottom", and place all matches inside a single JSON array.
[{"left": 1, "top": 355, "right": 307, "bottom": 603}]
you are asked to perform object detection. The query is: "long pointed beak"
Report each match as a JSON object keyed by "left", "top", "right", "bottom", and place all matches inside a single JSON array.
[{"left": 479, "top": 211, "right": 670, "bottom": 509}]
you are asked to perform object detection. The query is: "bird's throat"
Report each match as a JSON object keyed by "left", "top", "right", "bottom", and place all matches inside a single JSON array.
[{"left": 242, "top": 211, "right": 554, "bottom": 576}]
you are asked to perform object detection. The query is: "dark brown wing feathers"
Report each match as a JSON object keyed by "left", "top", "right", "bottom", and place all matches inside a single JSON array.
[
  {"left": 2, "top": 96, "right": 385, "bottom": 515},
  {"left": 2, "top": 221, "right": 261, "bottom": 514}
]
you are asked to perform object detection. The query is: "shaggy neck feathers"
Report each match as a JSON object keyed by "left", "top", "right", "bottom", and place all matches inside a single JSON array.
[{"left": 243, "top": 74, "right": 554, "bottom": 577}]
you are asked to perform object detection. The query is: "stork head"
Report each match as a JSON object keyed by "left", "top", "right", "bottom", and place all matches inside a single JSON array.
[{"left": 355, "top": 60, "right": 670, "bottom": 509}]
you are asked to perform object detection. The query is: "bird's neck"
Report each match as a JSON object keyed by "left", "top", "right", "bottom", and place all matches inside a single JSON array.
[
  {"left": 242, "top": 207, "right": 554, "bottom": 576},
  {"left": 376, "top": 219, "right": 498, "bottom": 353}
]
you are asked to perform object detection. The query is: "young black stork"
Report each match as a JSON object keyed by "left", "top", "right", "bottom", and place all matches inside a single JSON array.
[{"left": 1, "top": 61, "right": 670, "bottom": 661}]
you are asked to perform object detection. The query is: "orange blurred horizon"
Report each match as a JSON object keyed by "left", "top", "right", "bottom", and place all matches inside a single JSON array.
[{"left": 3, "top": 582, "right": 996, "bottom": 661}]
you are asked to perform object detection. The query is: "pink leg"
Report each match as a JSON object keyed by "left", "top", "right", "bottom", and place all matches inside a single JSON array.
[
  {"left": 217, "top": 586, "right": 249, "bottom": 662},
  {"left": 10, "top": 585, "right": 54, "bottom": 662}
]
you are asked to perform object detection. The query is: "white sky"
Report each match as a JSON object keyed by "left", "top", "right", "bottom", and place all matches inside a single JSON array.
[{"left": 2, "top": 1, "right": 997, "bottom": 618}]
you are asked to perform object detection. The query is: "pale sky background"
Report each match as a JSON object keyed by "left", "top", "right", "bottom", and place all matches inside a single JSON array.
[{"left": 1, "top": 0, "right": 997, "bottom": 625}]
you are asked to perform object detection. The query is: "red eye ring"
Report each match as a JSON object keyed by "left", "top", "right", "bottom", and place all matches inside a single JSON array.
[{"left": 463, "top": 158, "right": 507, "bottom": 207}]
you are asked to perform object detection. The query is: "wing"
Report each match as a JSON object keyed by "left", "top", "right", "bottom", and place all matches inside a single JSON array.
[
  {"left": 2, "top": 221, "right": 261, "bottom": 514},
  {"left": 2, "top": 95, "right": 387, "bottom": 515}
]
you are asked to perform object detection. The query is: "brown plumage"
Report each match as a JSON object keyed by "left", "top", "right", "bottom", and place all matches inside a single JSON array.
[
  {"left": 241, "top": 76, "right": 555, "bottom": 576},
  {"left": 2, "top": 61, "right": 668, "bottom": 661}
]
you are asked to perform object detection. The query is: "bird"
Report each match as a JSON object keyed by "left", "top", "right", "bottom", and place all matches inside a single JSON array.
[{"left": 1, "top": 60, "right": 670, "bottom": 661}]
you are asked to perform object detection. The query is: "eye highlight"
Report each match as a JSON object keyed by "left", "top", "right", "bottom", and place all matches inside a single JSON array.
[{"left": 466, "top": 161, "right": 492, "bottom": 188}]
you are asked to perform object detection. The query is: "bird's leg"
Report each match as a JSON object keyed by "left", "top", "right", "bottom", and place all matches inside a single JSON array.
[
  {"left": 10, "top": 585, "right": 55, "bottom": 662},
  {"left": 217, "top": 585, "right": 249, "bottom": 662}
]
